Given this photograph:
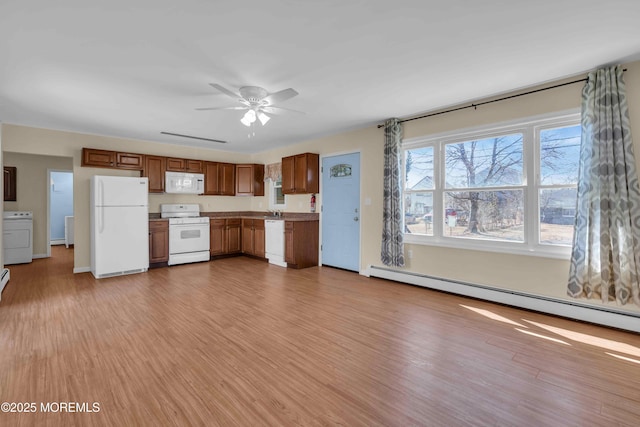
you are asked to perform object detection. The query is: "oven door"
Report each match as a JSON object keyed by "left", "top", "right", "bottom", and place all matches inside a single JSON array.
[{"left": 169, "top": 223, "right": 210, "bottom": 255}]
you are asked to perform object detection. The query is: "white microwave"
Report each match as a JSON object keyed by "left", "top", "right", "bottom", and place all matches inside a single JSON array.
[{"left": 165, "top": 171, "right": 205, "bottom": 194}]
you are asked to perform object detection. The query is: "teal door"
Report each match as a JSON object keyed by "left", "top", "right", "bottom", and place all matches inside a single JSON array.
[{"left": 322, "top": 153, "right": 360, "bottom": 271}]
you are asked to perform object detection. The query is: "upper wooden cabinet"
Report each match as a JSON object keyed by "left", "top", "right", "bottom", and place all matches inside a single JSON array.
[
  {"left": 235, "top": 164, "right": 265, "bottom": 196},
  {"left": 166, "top": 157, "right": 186, "bottom": 172},
  {"left": 116, "top": 152, "right": 144, "bottom": 170},
  {"left": 82, "top": 148, "right": 143, "bottom": 170},
  {"left": 143, "top": 155, "right": 166, "bottom": 193},
  {"left": 82, "top": 148, "right": 116, "bottom": 168},
  {"left": 4, "top": 166, "right": 17, "bottom": 202},
  {"left": 282, "top": 153, "right": 319, "bottom": 194},
  {"left": 186, "top": 160, "right": 203, "bottom": 173},
  {"left": 204, "top": 162, "right": 235, "bottom": 196},
  {"left": 166, "top": 158, "right": 203, "bottom": 173}
]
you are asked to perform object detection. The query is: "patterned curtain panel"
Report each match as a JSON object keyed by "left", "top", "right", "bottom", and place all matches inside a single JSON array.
[
  {"left": 264, "top": 162, "right": 282, "bottom": 181},
  {"left": 381, "top": 118, "right": 405, "bottom": 267},
  {"left": 568, "top": 65, "right": 640, "bottom": 305}
]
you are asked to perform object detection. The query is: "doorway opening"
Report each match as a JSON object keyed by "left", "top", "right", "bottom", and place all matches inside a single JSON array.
[{"left": 48, "top": 170, "right": 73, "bottom": 255}]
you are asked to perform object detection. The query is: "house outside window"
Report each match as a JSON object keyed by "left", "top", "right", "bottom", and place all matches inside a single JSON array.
[{"left": 403, "top": 111, "right": 580, "bottom": 258}]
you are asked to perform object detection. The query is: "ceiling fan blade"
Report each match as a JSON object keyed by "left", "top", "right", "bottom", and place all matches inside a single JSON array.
[
  {"left": 262, "top": 105, "right": 305, "bottom": 115},
  {"left": 195, "top": 106, "right": 248, "bottom": 111},
  {"left": 263, "top": 88, "right": 298, "bottom": 105},
  {"left": 209, "top": 83, "right": 242, "bottom": 100}
]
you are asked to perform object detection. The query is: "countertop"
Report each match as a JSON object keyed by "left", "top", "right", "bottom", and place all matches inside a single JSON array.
[{"left": 149, "top": 211, "right": 319, "bottom": 222}]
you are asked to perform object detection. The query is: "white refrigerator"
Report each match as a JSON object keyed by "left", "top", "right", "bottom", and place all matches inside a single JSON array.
[{"left": 90, "top": 175, "right": 149, "bottom": 279}]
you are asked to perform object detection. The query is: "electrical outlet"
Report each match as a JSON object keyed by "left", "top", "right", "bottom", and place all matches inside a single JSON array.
[{"left": 408, "top": 249, "right": 413, "bottom": 259}]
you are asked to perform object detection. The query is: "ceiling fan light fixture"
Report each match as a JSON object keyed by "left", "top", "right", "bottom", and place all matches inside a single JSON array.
[
  {"left": 257, "top": 111, "right": 270, "bottom": 125},
  {"left": 240, "top": 109, "right": 256, "bottom": 127}
]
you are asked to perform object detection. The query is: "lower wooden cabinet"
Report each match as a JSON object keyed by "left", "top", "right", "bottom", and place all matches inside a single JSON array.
[
  {"left": 242, "top": 219, "right": 265, "bottom": 258},
  {"left": 149, "top": 220, "right": 169, "bottom": 265},
  {"left": 284, "top": 220, "right": 319, "bottom": 269},
  {"left": 210, "top": 218, "right": 242, "bottom": 256}
]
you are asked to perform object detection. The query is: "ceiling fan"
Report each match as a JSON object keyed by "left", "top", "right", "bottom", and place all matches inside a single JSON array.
[{"left": 197, "top": 84, "right": 302, "bottom": 127}]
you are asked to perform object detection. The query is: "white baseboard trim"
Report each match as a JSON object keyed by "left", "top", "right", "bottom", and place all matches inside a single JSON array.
[
  {"left": 73, "top": 266, "right": 91, "bottom": 274},
  {"left": 51, "top": 240, "right": 66, "bottom": 246},
  {"left": 369, "top": 266, "right": 640, "bottom": 334},
  {"left": 32, "top": 254, "right": 48, "bottom": 259}
]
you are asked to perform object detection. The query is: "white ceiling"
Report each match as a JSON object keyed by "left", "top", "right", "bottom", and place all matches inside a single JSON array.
[{"left": 1, "top": 0, "right": 640, "bottom": 153}]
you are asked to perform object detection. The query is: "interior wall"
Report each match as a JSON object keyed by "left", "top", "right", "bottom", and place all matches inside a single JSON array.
[
  {"left": 3, "top": 60, "right": 640, "bottom": 315},
  {"left": 1, "top": 126, "right": 252, "bottom": 270},
  {"left": 249, "top": 60, "right": 640, "bottom": 316},
  {"left": 3, "top": 152, "right": 73, "bottom": 256}
]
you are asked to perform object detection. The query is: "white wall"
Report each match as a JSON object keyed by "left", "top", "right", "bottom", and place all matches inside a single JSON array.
[{"left": 3, "top": 60, "right": 640, "bottom": 317}]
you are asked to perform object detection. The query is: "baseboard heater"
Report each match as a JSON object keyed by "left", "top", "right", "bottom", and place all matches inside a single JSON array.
[
  {"left": 369, "top": 266, "right": 640, "bottom": 334},
  {"left": 0, "top": 268, "right": 10, "bottom": 301}
]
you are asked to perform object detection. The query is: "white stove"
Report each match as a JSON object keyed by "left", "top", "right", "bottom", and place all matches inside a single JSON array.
[{"left": 160, "top": 204, "right": 210, "bottom": 266}]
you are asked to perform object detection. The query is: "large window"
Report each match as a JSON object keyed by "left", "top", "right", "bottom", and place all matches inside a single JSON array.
[{"left": 403, "top": 112, "right": 580, "bottom": 258}]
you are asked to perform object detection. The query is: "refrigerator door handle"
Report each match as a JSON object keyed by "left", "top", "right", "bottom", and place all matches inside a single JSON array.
[{"left": 98, "top": 180, "right": 105, "bottom": 233}]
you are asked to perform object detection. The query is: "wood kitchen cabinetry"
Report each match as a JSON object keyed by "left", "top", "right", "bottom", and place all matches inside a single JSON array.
[
  {"left": 284, "top": 220, "right": 319, "bottom": 269},
  {"left": 210, "top": 218, "right": 242, "bottom": 256},
  {"left": 166, "top": 158, "right": 203, "bottom": 173},
  {"left": 116, "top": 152, "right": 144, "bottom": 170},
  {"left": 149, "top": 220, "right": 169, "bottom": 265},
  {"left": 143, "top": 155, "right": 166, "bottom": 193},
  {"left": 4, "top": 166, "right": 17, "bottom": 202},
  {"left": 82, "top": 148, "right": 143, "bottom": 170},
  {"left": 242, "top": 219, "right": 265, "bottom": 258},
  {"left": 204, "top": 162, "right": 236, "bottom": 196},
  {"left": 235, "top": 164, "right": 265, "bottom": 196},
  {"left": 282, "top": 153, "right": 319, "bottom": 194}
]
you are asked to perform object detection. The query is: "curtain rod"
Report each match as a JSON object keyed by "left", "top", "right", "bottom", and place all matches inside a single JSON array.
[{"left": 377, "top": 68, "right": 627, "bottom": 128}]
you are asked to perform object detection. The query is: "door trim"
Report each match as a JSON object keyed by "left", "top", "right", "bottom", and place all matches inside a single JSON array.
[
  {"left": 47, "top": 169, "right": 73, "bottom": 258},
  {"left": 320, "top": 150, "right": 362, "bottom": 273}
]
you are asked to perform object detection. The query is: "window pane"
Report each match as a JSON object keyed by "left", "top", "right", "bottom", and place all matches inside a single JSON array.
[
  {"left": 540, "top": 125, "right": 581, "bottom": 185},
  {"left": 405, "top": 147, "right": 434, "bottom": 191},
  {"left": 404, "top": 192, "right": 433, "bottom": 236},
  {"left": 444, "top": 190, "right": 524, "bottom": 241},
  {"left": 540, "top": 188, "right": 576, "bottom": 245},
  {"left": 273, "top": 181, "right": 285, "bottom": 206},
  {"left": 445, "top": 134, "right": 523, "bottom": 188}
]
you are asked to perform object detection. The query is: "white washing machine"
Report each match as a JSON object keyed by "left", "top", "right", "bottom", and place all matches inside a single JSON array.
[{"left": 3, "top": 211, "right": 33, "bottom": 264}]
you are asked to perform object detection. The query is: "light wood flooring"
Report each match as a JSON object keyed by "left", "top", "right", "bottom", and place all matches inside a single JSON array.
[{"left": 1, "top": 246, "right": 639, "bottom": 426}]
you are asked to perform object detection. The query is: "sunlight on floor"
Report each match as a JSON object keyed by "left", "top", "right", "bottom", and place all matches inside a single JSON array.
[
  {"left": 459, "top": 304, "right": 527, "bottom": 327},
  {"left": 606, "top": 352, "right": 640, "bottom": 364},
  {"left": 516, "top": 329, "right": 571, "bottom": 345},
  {"left": 522, "top": 319, "right": 640, "bottom": 358}
]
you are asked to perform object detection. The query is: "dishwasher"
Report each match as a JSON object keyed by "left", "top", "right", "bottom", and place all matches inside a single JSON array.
[{"left": 265, "top": 220, "right": 286, "bottom": 267}]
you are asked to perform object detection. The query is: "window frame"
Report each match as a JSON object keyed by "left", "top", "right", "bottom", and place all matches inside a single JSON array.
[
  {"left": 269, "top": 179, "right": 286, "bottom": 210},
  {"left": 402, "top": 109, "right": 580, "bottom": 259}
]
